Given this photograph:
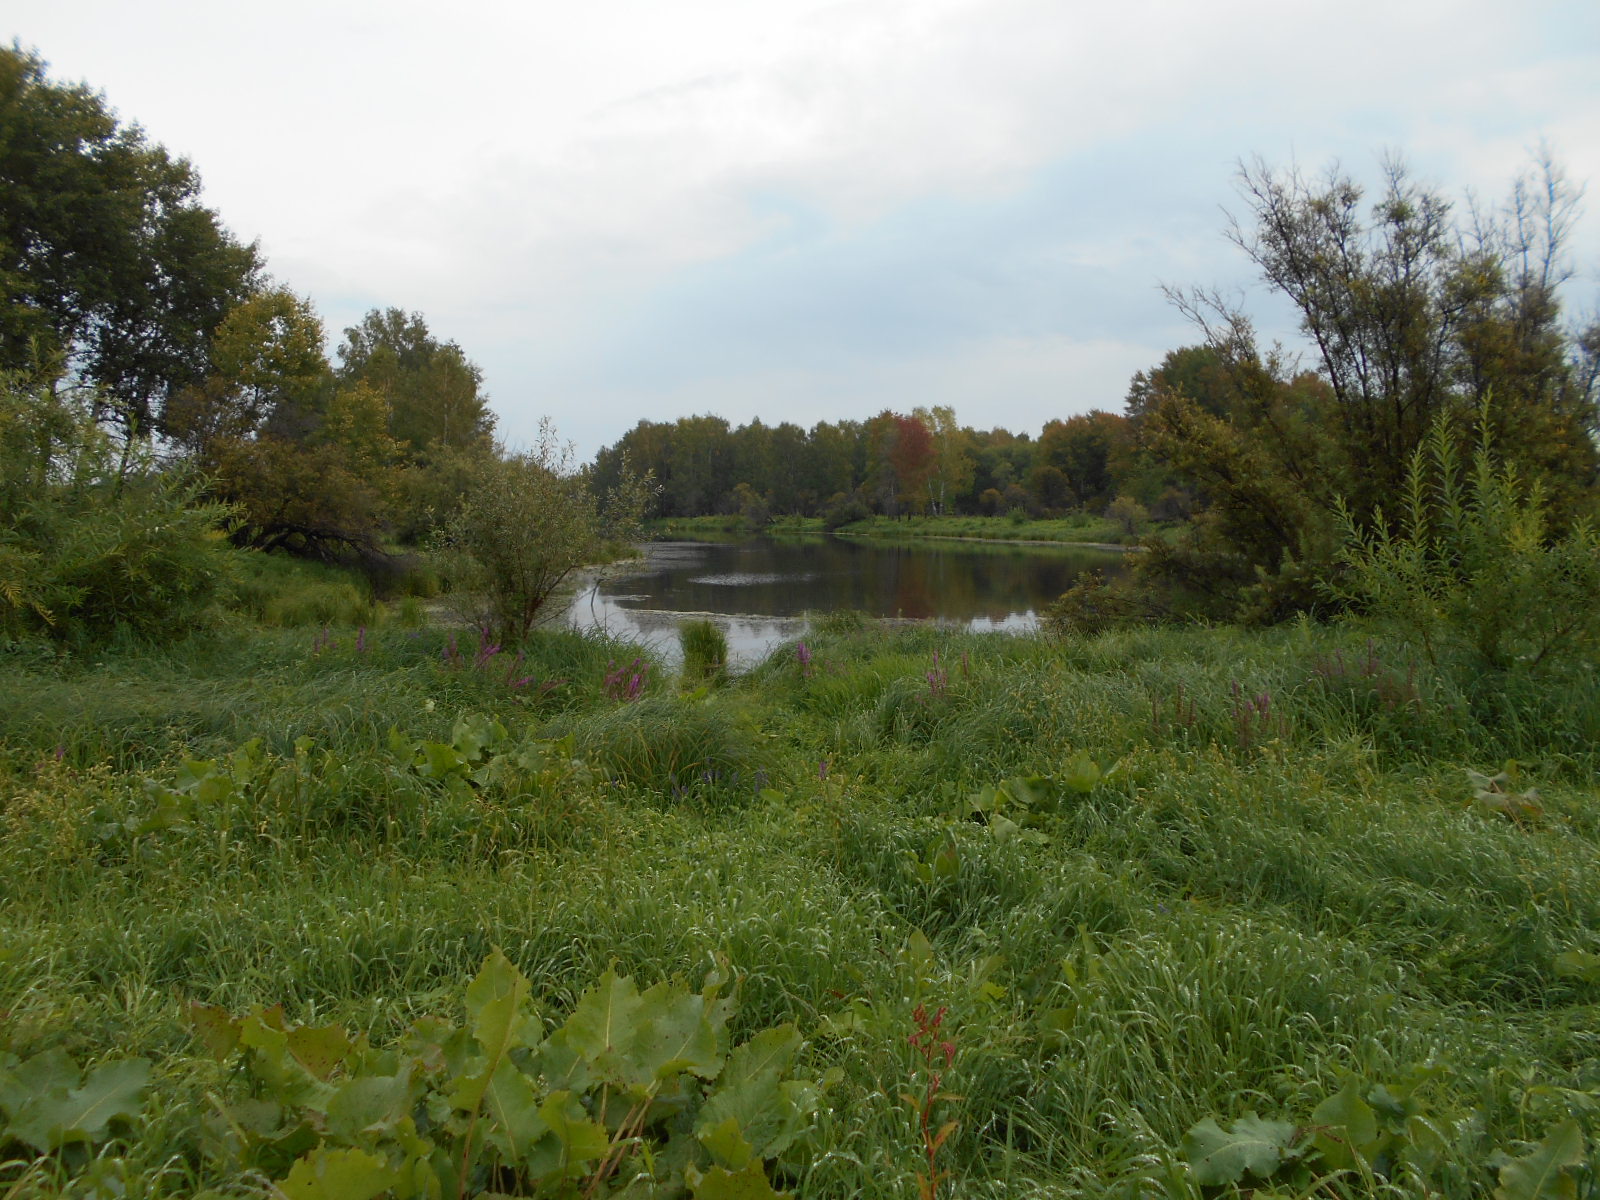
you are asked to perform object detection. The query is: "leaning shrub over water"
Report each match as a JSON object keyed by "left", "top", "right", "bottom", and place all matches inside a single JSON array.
[
  {"left": 431, "top": 421, "right": 653, "bottom": 645},
  {"left": 1040, "top": 569, "right": 1159, "bottom": 637}
]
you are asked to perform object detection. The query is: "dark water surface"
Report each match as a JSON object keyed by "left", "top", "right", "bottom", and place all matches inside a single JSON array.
[{"left": 563, "top": 535, "right": 1127, "bottom": 666}]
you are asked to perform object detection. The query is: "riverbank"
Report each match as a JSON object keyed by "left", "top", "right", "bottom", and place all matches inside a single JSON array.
[
  {"left": 645, "top": 512, "right": 1161, "bottom": 546},
  {"left": 3, "top": 590, "right": 1598, "bottom": 1196}
]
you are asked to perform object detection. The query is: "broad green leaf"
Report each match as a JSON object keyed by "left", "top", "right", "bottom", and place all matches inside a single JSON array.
[
  {"left": 128, "top": 790, "right": 192, "bottom": 835},
  {"left": 464, "top": 950, "right": 535, "bottom": 1063},
  {"left": 1059, "top": 752, "right": 1102, "bottom": 794},
  {"left": 239, "top": 1009, "right": 331, "bottom": 1108},
  {"left": 386, "top": 726, "right": 413, "bottom": 762},
  {"left": 697, "top": 1026, "right": 816, "bottom": 1162},
  {"left": 239, "top": 1011, "right": 294, "bottom": 1084},
  {"left": 287, "top": 1023, "right": 352, "bottom": 1081},
  {"left": 967, "top": 784, "right": 1002, "bottom": 816},
  {"left": 554, "top": 968, "right": 646, "bottom": 1081},
  {"left": 1553, "top": 950, "right": 1600, "bottom": 984},
  {"left": 0, "top": 1048, "right": 77, "bottom": 1120},
  {"left": 522, "top": 1091, "right": 610, "bottom": 1183},
  {"left": 8, "top": 1056, "right": 149, "bottom": 1152},
  {"left": 480, "top": 1058, "right": 548, "bottom": 1163},
  {"left": 687, "top": 1160, "right": 789, "bottom": 1199},
  {"left": 415, "top": 740, "right": 468, "bottom": 779},
  {"left": 1181, "top": 1113, "right": 1298, "bottom": 1186},
  {"left": 699, "top": 1114, "right": 756, "bottom": 1171},
  {"left": 1365, "top": 1082, "right": 1415, "bottom": 1132},
  {"left": 184, "top": 1001, "right": 241, "bottom": 1061},
  {"left": 452, "top": 713, "right": 507, "bottom": 759},
  {"left": 325, "top": 1069, "right": 417, "bottom": 1142},
  {"left": 276, "top": 1147, "right": 399, "bottom": 1200},
  {"left": 1037, "top": 1006, "right": 1077, "bottom": 1053},
  {"left": 929, "top": 842, "right": 960, "bottom": 879},
  {"left": 618, "top": 980, "right": 723, "bottom": 1087},
  {"left": 1494, "top": 1120, "right": 1586, "bottom": 1200},
  {"left": 1310, "top": 1078, "right": 1379, "bottom": 1170}
]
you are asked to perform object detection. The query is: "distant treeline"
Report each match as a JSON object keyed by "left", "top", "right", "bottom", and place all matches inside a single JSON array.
[
  {"left": 592, "top": 153, "right": 1600, "bottom": 630},
  {"left": 588, "top": 401, "right": 1179, "bottom": 528}
]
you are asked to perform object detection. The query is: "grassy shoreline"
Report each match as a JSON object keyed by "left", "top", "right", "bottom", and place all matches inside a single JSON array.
[
  {"left": 644, "top": 512, "right": 1148, "bottom": 547},
  {"left": 2, "top": 597, "right": 1598, "bottom": 1196}
]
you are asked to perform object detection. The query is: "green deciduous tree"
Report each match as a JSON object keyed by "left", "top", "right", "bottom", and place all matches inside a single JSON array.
[
  {"left": 166, "top": 287, "right": 329, "bottom": 448},
  {"left": 0, "top": 45, "right": 260, "bottom": 435},
  {"left": 335, "top": 307, "right": 494, "bottom": 460},
  {"left": 1135, "top": 154, "right": 1599, "bottom": 622},
  {"left": 1038, "top": 411, "right": 1125, "bottom": 511},
  {"left": 913, "top": 405, "right": 974, "bottom": 516}
]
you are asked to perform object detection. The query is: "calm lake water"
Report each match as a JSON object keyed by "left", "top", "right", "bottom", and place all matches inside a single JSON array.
[{"left": 562, "top": 535, "right": 1127, "bottom": 666}]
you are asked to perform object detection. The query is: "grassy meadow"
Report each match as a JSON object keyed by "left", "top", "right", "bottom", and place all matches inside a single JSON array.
[{"left": 2, "top": 559, "right": 1599, "bottom": 1197}]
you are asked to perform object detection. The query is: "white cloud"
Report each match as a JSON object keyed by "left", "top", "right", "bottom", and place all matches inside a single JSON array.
[{"left": 8, "top": 0, "right": 1599, "bottom": 455}]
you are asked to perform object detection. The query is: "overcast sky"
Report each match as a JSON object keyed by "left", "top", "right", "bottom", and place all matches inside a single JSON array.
[{"left": 10, "top": 0, "right": 1600, "bottom": 459}]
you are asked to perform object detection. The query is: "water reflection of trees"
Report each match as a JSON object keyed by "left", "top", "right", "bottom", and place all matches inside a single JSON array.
[{"left": 606, "top": 537, "right": 1128, "bottom": 621}]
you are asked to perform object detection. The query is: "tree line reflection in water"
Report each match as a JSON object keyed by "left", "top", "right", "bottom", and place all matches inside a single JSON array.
[{"left": 564, "top": 536, "right": 1128, "bottom": 661}]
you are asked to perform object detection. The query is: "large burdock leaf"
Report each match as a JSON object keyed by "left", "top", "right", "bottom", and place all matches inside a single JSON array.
[
  {"left": 0, "top": 1049, "right": 75, "bottom": 1121},
  {"left": 521, "top": 1091, "right": 610, "bottom": 1184},
  {"left": 621, "top": 980, "right": 723, "bottom": 1086},
  {"left": 6, "top": 1052, "right": 150, "bottom": 1152},
  {"left": 184, "top": 1001, "right": 242, "bottom": 1061},
  {"left": 1181, "top": 1113, "right": 1299, "bottom": 1186},
  {"left": 687, "top": 1160, "right": 790, "bottom": 1199},
  {"left": 1494, "top": 1120, "right": 1587, "bottom": 1200},
  {"left": 556, "top": 969, "right": 646, "bottom": 1081},
  {"left": 454, "top": 951, "right": 538, "bottom": 1112},
  {"left": 325, "top": 1067, "right": 419, "bottom": 1143},
  {"left": 547, "top": 968, "right": 725, "bottom": 1094},
  {"left": 480, "top": 1058, "right": 548, "bottom": 1163},
  {"left": 1310, "top": 1078, "right": 1380, "bottom": 1171},
  {"left": 286, "top": 1023, "right": 352, "bottom": 1081},
  {"left": 276, "top": 1147, "right": 399, "bottom": 1200},
  {"left": 696, "top": 1026, "right": 816, "bottom": 1165},
  {"left": 467, "top": 950, "right": 536, "bottom": 1056}
]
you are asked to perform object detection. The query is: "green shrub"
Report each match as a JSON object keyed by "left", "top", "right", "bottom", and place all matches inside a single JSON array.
[
  {"left": 1041, "top": 570, "right": 1157, "bottom": 637},
  {"left": 430, "top": 422, "right": 653, "bottom": 644},
  {"left": 0, "top": 376, "right": 236, "bottom": 646},
  {"left": 821, "top": 493, "right": 869, "bottom": 531},
  {"left": 1330, "top": 402, "right": 1600, "bottom": 672}
]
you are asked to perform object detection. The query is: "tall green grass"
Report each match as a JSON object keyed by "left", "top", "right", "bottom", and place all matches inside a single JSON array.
[
  {"left": 2, "top": 592, "right": 1598, "bottom": 1196},
  {"left": 679, "top": 617, "right": 729, "bottom": 686}
]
